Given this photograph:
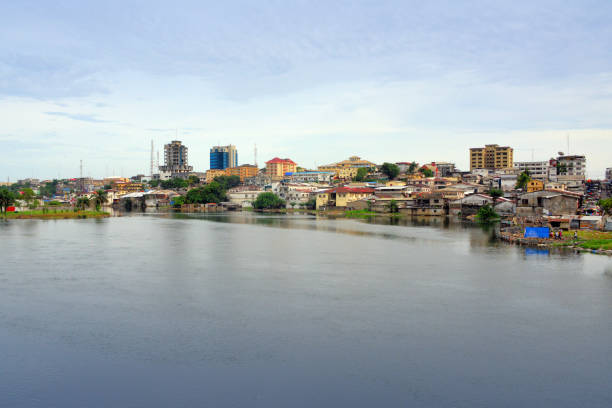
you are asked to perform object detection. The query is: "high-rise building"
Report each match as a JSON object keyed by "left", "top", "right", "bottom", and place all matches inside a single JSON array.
[
  {"left": 514, "top": 161, "right": 551, "bottom": 181},
  {"left": 470, "top": 144, "right": 513, "bottom": 171},
  {"left": 266, "top": 158, "right": 297, "bottom": 178},
  {"left": 159, "top": 140, "right": 193, "bottom": 173},
  {"left": 210, "top": 145, "right": 238, "bottom": 170},
  {"left": 226, "top": 164, "right": 259, "bottom": 181},
  {"left": 606, "top": 167, "right": 612, "bottom": 180}
]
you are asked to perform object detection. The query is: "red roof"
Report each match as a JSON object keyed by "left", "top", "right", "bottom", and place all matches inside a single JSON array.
[
  {"left": 266, "top": 157, "right": 296, "bottom": 165},
  {"left": 323, "top": 187, "right": 375, "bottom": 194}
]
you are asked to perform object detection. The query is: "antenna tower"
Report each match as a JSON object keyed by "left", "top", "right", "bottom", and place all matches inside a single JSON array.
[
  {"left": 80, "top": 160, "right": 83, "bottom": 178},
  {"left": 254, "top": 143, "right": 258, "bottom": 167},
  {"left": 150, "top": 140, "right": 154, "bottom": 176}
]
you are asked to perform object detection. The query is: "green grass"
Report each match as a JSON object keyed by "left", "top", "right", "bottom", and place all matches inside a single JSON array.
[
  {"left": 4, "top": 210, "right": 109, "bottom": 219},
  {"left": 578, "top": 239, "right": 612, "bottom": 250},
  {"left": 344, "top": 209, "right": 379, "bottom": 218}
]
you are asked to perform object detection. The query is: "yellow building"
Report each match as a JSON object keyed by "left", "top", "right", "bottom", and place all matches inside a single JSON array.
[
  {"left": 225, "top": 164, "right": 258, "bottom": 182},
  {"left": 316, "top": 187, "right": 375, "bottom": 209},
  {"left": 469, "top": 144, "right": 513, "bottom": 170},
  {"left": 318, "top": 156, "right": 376, "bottom": 180},
  {"left": 265, "top": 158, "right": 297, "bottom": 178},
  {"left": 527, "top": 179, "right": 544, "bottom": 192},
  {"left": 113, "top": 182, "right": 144, "bottom": 194},
  {"left": 205, "top": 169, "right": 227, "bottom": 183},
  {"left": 385, "top": 180, "right": 406, "bottom": 187}
]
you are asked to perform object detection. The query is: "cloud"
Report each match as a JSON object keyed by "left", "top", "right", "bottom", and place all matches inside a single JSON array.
[{"left": 45, "top": 111, "right": 111, "bottom": 123}]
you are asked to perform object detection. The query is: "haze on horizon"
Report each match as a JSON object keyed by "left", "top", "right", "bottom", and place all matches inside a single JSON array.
[{"left": 1, "top": 0, "right": 611, "bottom": 180}]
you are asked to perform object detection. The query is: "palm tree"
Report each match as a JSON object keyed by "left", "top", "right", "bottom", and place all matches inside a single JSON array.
[
  {"left": 92, "top": 190, "right": 108, "bottom": 211},
  {"left": 76, "top": 196, "right": 90, "bottom": 211}
]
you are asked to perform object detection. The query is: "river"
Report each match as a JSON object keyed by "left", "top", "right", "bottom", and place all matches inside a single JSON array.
[{"left": 1, "top": 213, "right": 611, "bottom": 407}]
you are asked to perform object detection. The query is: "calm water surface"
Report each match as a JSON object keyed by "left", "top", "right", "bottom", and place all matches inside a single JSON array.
[{"left": 1, "top": 213, "right": 611, "bottom": 407}]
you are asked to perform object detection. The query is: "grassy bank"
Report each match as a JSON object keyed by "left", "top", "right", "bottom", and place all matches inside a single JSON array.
[
  {"left": 556, "top": 230, "right": 612, "bottom": 251},
  {"left": 344, "top": 209, "right": 402, "bottom": 218},
  {"left": 4, "top": 210, "right": 110, "bottom": 219}
]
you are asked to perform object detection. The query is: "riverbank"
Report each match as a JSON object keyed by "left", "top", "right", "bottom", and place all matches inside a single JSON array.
[
  {"left": 3, "top": 210, "right": 110, "bottom": 219},
  {"left": 500, "top": 229, "right": 612, "bottom": 255}
]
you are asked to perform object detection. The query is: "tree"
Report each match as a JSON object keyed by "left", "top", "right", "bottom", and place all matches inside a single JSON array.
[
  {"left": 0, "top": 188, "right": 16, "bottom": 216},
  {"left": 21, "top": 188, "right": 36, "bottom": 203},
  {"left": 253, "top": 192, "right": 285, "bottom": 210},
  {"left": 408, "top": 162, "right": 418, "bottom": 174},
  {"left": 161, "top": 178, "right": 188, "bottom": 189},
  {"left": 516, "top": 171, "right": 531, "bottom": 190},
  {"left": 557, "top": 163, "right": 567, "bottom": 175},
  {"left": 185, "top": 181, "right": 227, "bottom": 204},
  {"left": 380, "top": 162, "right": 400, "bottom": 180},
  {"left": 476, "top": 204, "right": 499, "bottom": 223},
  {"left": 75, "top": 196, "right": 90, "bottom": 211},
  {"left": 599, "top": 198, "right": 612, "bottom": 215},
  {"left": 419, "top": 167, "right": 434, "bottom": 177},
  {"left": 388, "top": 199, "right": 399, "bottom": 213},
  {"left": 354, "top": 167, "right": 369, "bottom": 182},
  {"left": 305, "top": 197, "right": 317, "bottom": 210},
  {"left": 188, "top": 175, "right": 200, "bottom": 187},
  {"left": 213, "top": 175, "right": 240, "bottom": 190},
  {"left": 92, "top": 190, "right": 108, "bottom": 211},
  {"left": 172, "top": 195, "right": 185, "bottom": 208},
  {"left": 39, "top": 180, "right": 59, "bottom": 198},
  {"left": 488, "top": 188, "right": 503, "bottom": 206}
]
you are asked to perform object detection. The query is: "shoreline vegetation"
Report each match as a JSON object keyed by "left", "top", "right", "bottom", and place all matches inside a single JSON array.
[
  {"left": 3, "top": 210, "right": 110, "bottom": 219},
  {"left": 500, "top": 229, "right": 612, "bottom": 255}
]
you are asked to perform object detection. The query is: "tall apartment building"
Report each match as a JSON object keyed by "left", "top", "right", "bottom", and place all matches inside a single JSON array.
[
  {"left": 514, "top": 161, "right": 550, "bottom": 181},
  {"left": 159, "top": 141, "right": 193, "bottom": 173},
  {"left": 210, "top": 145, "right": 238, "bottom": 170},
  {"left": 606, "top": 167, "right": 612, "bottom": 180},
  {"left": 266, "top": 158, "right": 297, "bottom": 178},
  {"left": 469, "top": 144, "right": 513, "bottom": 171},
  {"left": 550, "top": 155, "right": 586, "bottom": 177}
]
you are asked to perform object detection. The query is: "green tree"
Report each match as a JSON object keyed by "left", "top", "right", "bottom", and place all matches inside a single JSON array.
[
  {"left": 185, "top": 181, "right": 227, "bottom": 204},
  {"left": 21, "top": 188, "right": 36, "bottom": 203},
  {"left": 408, "top": 162, "right": 418, "bottom": 174},
  {"left": 354, "top": 167, "right": 368, "bottom": 182},
  {"left": 172, "top": 195, "right": 185, "bottom": 208},
  {"left": 161, "top": 178, "right": 188, "bottom": 189},
  {"left": 188, "top": 175, "right": 200, "bottom": 186},
  {"left": 388, "top": 199, "right": 399, "bottom": 213},
  {"left": 253, "top": 192, "right": 285, "bottom": 210},
  {"left": 305, "top": 197, "right": 317, "bottom": 210},
  {"left": 516, "top": 171, "right": 531, "bottom": 189},
  {"left": 39, "top": 180, "right": 59, "bottom": 198},
  {"left": 213, "top": 175, "right": 241, "bottom": 190},
  {"left": 488, "top": 188, "right": 503, "bottom": 206},
  {"left": 75, "top": 196, "right": 90, "bottom": 211},
  {"left": 419, "top": 168, "right": 434, "bottom": 177},
  {"left": 599, "top": 198, "right": 612, "bottom": 215},
  {"left": 476, "top": 204, "right": 499, "bottom": 223},
  {"left": 557, "top": 163, "right": 567, "bottom": 175},
  {"left": 92, "top": 190, "right": 108, "bottom": 211},
  {"left": 380, "top": 162, "right": 400, "bottom": 180},
  {"left": 0, "top": 188, "right": 16, "bottom": 216}
]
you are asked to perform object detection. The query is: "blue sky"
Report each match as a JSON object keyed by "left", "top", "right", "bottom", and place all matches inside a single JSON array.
[{"left": 1, "top": 0, "right": 611, "bottom": 179}]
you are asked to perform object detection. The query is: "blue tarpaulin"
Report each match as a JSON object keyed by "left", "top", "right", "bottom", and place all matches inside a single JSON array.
[{"left": 524, "top": 227, "right": 550, "bottom": 238}]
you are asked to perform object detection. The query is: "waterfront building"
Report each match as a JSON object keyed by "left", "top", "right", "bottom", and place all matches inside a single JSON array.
[
  {"left": 227, "top": 187, "right": 264, "bottom": 208},
  {"left": 265, "top": 158, "right": 297, "bottom": 178},
  {"left": 159, "top": 141, "right": 193, "bottom": 174},
  {"left": 469, "top": 144, "right": 513, "bottom": 171},
  {"left": 315, "top": 186, "right": 375, "bottom": 209},
  {"left": 514, "top": 161, "right": 550, "bottom": 181},
  {"left": 225, "top": 164, "right": 258, "bottom": 182},
  {"left": 210, "top": 145, "right": 238, "bottom": 170},
  {"left": 516, "top": 190, "right": 582, "bottom": 217}
]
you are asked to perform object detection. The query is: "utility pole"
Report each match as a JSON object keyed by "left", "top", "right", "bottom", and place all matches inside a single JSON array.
[
  {"left": 150, "top": 140, "right": 154, "bottom": 176},
  {"left": 80, "top": 160, "right": 83, "bottom": 178}
]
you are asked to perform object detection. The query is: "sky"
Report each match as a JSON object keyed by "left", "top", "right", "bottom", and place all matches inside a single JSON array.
[{"left": 1, "top": 0, "right": 612, "bottom": 180}]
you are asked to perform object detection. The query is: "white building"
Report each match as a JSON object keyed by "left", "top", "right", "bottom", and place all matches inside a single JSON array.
[
  {"left": 550, "top": 155, "right": 586, "bottom": 178},
  {"left": 227, "top": 189, "right": 264, "bottom": 208},
  {"left": 286, "top": 171, "right": 334, "bottom": 183},
  {"left": 513, "top": 161, "right": 550, "bottom": 181}
]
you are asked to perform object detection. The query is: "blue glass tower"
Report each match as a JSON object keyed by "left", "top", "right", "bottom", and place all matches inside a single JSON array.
[{"left": 210, "top": 145, "right": 238, "bottom": 170}]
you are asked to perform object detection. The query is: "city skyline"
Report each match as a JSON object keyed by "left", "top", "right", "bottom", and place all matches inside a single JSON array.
[{"left": 2, "top": 1, "right": 612, "bottom": 179}]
